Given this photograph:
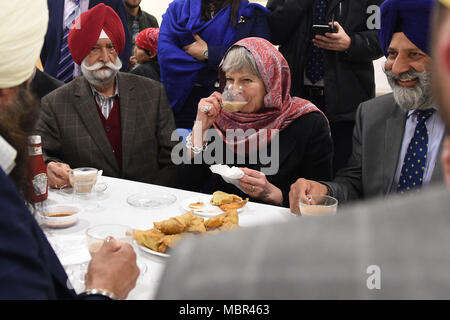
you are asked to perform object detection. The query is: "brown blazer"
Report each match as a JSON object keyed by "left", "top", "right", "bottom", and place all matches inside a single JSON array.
[{"left": 37, "top": 73, "right": 177, "bottom": 187}]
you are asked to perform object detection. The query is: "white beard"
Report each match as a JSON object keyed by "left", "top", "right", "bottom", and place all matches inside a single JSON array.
[{"left": 81, "top": 57, "right": 122, "bottom": 87}]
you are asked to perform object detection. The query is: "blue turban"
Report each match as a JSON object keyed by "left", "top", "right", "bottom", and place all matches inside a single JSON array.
[{"left": 379, "top": 0, "right": 435, "bottom": 57}]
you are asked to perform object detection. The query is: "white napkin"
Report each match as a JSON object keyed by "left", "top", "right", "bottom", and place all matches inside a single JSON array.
[
  {"left": 47, "top": 235, "right": 90, "bottom": 266},
  {"left": 209, "top": 164, "right": 245, "bottom": 192}
]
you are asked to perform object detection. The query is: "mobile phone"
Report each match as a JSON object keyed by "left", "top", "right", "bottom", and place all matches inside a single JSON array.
[{"left": 312, "top": 24, "right": 336, "bottom": 37}]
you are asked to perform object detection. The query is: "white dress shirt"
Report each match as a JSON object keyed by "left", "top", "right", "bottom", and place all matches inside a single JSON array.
[{"left": 392, "top": 106, "right": 445, "bottom": 192}]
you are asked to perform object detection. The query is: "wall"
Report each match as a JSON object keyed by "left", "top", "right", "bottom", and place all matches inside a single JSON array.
[{"left": 139, "top": 0, "right": 391, "bottom": 95}]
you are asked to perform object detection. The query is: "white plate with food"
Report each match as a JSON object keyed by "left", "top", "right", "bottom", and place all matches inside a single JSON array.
[
  {"left": 180, "top": 192, "right": 248, "bottom": 217},
  {"left": 136, "top": 242, "right": 170, "bottom": 258}
]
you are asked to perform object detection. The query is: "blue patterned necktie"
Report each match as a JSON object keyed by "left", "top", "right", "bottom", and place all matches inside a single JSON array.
[
  {"left": 56, "top": 0, "right": 81, "bottom": 83},
  {"left": 397, "top": 109, "right": 435, "bottom": 194},
  {"left": 305, "top": 0, "right": 327, "bottom": 84}
]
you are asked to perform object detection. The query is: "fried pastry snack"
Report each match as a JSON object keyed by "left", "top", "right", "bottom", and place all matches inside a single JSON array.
[
  {"left": 154, "top": 217, "right": 185, "bottom": 235},
  {"left": 134, "top": 228, "right": 165, "bottom": 252},
  {"left": 204, "top": 210, "right": 239, "bottom": 230},
  {"left": 154, "top": 211, "right": 206, "bottom": 234},
  {"left": 219, "top": 199, "right": 248, "bottom": 211},
  {"left": 210, "top": 191, "right": 242, "bottom": 206},
  {"left": 185, "top": 215, "right": 206, "bottom": 233},
  {"left": 158, "top": 233, "right": 187, "bottom": 253}
]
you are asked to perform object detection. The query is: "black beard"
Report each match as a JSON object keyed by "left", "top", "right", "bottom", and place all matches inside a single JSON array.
[
  {"left": 0, "top": 85, "right": 41, "bottom": 203},
  {"left": 125, "top": 3, "right": 139, "bottom": 9}
]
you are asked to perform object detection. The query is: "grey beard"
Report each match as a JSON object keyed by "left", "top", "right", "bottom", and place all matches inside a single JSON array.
[
  {"left": 383, "top": 66, "right": 435, "bottom": 111},
  {"left": 81, "top": 58, "right": 122, "bottom": 87}
]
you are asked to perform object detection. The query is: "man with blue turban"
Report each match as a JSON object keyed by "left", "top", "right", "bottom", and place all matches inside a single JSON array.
[{"left": 289, "top": 0, "right": 446, "bottom": 211}]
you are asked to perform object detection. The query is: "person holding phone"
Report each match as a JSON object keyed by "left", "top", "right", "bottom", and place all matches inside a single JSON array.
[{"left": 266, "top": 0, "right": 384, "bottom": 175}]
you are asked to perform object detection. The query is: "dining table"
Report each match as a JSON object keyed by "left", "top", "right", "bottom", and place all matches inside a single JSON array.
[{"left": 41, "top": 175, "right": 298, "bottom": 300}]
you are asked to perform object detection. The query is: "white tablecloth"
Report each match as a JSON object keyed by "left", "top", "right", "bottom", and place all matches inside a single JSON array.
[{"left": 43, "top": 175, "right": 297, "bottom": 299}]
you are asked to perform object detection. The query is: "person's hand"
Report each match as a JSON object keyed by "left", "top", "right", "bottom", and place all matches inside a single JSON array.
[
  {"left": 183, "top": 34, "right": 208, "bottom": 61},
  {"left": 238, "top": 168, "right": 283, "bottom": 205},
  {"left": 312, "top": 22, "right": 351, "bottom": 52},
  {"left": 442, "top": 135, "right": 450, "bottom": 187},
  {"left": 289, "top": 178, "right": 329, "bottom": 214},
  {"left": 47, "top": 161, "right": 71, "bottom": 188},
  {"left": 84, "top": 237, "right": 139, "bottom": 300},
  {"left": 193, "top": 91, "right": 223, "bottom": 134},
  {"left": 129, "top": 56, "right": 137, "bottom": 70}
]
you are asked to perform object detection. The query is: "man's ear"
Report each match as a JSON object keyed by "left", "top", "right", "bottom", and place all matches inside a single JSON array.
[
  {"left": 439, "top": 37, "right": 450, "bottom": 74},
  {"left": 441, "top": 136, "right": 450, "bottom": 187}
]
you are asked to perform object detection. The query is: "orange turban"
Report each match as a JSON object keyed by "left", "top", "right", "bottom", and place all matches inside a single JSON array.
[{"left": 68, "top": 3, "right": 125, "bottom": 65}]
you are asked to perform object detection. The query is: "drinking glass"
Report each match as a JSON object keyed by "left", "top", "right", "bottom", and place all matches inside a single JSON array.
[
  {"left": 86, "top": 224, "right": 134, "bottom": 255},
  {"left": 86, "top": 224, "right": 147, "bottom": 277},
  {"left": 69, "top": 167, "right": 98, "bottom": 189},
  {"left": 221, "top": 84, "right": 248, "bottom": 112},
  {"left": 299, "top": 194, "right": 338, "bottom": 216}
]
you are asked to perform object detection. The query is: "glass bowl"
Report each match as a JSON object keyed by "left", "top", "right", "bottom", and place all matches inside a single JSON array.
[
  {"left": 126, "top": 192, "right": 177, "bottom": 209},
  {"left": 39, "top": 204, "right": 81, "bottom": 228}
]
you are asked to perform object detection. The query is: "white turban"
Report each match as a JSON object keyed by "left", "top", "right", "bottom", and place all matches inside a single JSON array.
[{"left": 0, "top": 0, "right": 49, "bottom": 89}]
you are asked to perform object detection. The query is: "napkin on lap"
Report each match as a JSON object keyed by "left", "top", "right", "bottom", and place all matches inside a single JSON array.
[{"left": 209, "top": 164, "right": 245, "bottom": 192}]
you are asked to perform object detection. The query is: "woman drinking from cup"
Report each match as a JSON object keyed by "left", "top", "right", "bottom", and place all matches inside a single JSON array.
[{"left": 178, "top": 37, "right": 333, "bottom": 207}]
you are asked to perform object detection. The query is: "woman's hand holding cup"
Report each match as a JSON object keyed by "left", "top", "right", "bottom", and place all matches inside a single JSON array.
[{"left": 192, "top": 92, "right": 223, "bottom": 148}]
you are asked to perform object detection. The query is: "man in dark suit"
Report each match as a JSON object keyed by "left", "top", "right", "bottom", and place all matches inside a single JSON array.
[
  {"left": 36, "top": 4, "right": 177, "bottom": 189},
  {"left": 41, "top": 0, "right": 131, "bottom": 83},
  {"left": 289, "top": 0, "right": 445, "bottom": 211},
  {"left": 0, "top": 0, "right": 138, "bottom": 300},
  {"left": 30, "top": 68, "right": 63, "bottom": 99},
  {"left": 266, "top": 0, "right": 384, "bottom": 174},
  {"left": 125, "top": 0, "right": 159, "bottom": 46}
]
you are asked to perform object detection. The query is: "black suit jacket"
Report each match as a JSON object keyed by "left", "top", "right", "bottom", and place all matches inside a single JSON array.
[
  {"left": 177, "top": 112, "right": 333, "bottom": 207},
  {"left": 0, "top": 168, "right": 113, "bottom": 300},
  {"left": 31, "top": 69, "right": 63, "bottom": 99},
  {"left": 0, "top": 169, "right": 74, "bottom": 299}
]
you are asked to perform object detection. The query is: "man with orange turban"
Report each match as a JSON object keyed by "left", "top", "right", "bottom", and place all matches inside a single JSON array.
[{"left": 36, "top": 4, "right": 177, "bottom": 189}]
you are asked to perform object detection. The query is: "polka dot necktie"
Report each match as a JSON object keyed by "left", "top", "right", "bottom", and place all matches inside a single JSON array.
[
  {"left": 305, "top": 0, "right": 328, "bottom": 84},
  {"left": 397, "top": 109, "right": 435, "bottom": 194}
]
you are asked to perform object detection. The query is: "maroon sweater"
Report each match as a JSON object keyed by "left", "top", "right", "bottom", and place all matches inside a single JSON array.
[{"left": 95, "top": 98, "right": 122, "bottom": 170}]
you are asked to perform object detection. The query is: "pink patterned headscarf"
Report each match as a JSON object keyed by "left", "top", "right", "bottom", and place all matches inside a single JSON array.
[{"left": 213, "top": 37, "right": 327, "bottom": 154}]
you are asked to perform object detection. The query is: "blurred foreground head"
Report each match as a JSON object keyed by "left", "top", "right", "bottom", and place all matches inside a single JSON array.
[
  {"left": 432, "top": 0, "right": 450, "bottom": 127},
  {"left": 0, "top": 0, "right": 48, "bottom": 108},
  {"left": 0, "top": 0, "right": 48, "bottom": 199}
]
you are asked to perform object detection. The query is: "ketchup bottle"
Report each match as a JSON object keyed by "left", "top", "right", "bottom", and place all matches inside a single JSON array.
[{"left": 27, "top": 135, "right": 48, "bottom": 203}]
